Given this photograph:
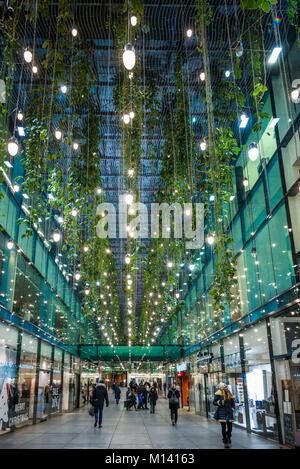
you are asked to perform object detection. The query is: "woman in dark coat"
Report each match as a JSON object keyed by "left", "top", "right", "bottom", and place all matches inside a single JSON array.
[
  {"left": 167, "top": 385, "right": 180, "bottom": 426},
  {"left": 148, "top": 386, "right": 158, "bottom": 414},
  {"left": 213, "top": 383, "right": 235, "bottom": 447}
]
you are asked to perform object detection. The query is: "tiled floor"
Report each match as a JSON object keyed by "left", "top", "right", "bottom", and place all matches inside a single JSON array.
[{"left": 0, "top": 393, "right": 281, "bottom": 449}]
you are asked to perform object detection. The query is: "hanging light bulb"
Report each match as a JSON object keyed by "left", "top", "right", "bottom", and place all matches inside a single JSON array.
[
  {"left": 200, "top": 72, "right": 205, "bottom": 81},
  {"left": 291, "top": 87, "right": 300, "bottom": 103},
  {"left": 17, "top": 111, "right": 24, "bottom": 121},
  {"left": 243, "top": 177, "right": 249, "bottom": 187},
  {"left": 71, "top": 27, "right": 78, "bottom": 37},
  {"left": 71, "top": 208, "right": 78, "bottom": 217},
  {"left": 175, "top": 292, "right": 180, "bottom": 299},
  {"left": 128, "top": 168, "right": 134, "bottom": 177},
  {"left": 60, "top": 85, "right": 67, "bottom": 94},
  {"left": 248, "top": 142, "right": 259, "bottom": 161},
  {"left": 225, "top": 70, "right": 231, "bottom": 78},
  {"left": 7, "top": 137, "right": 19, "bottom": 157},
  {"left": 84, "top": 287, "right": 90, "bottom": 296},
  {"left": 130, "top": 15, "right": 137, "bottom": 26},
  {"left": 74, "top": 272, "right": 81, "bottom": 282},
  {"left": 55, "top": 129, "right": 62, "bottom": 140},
  {"left": 186, "top": 29, "right": 193, "bottom": 38},
  {"left": 32, "top": 65, "right": 38, "bottom": 74},
  {"left": 125, "top": 193, "right": 134, "bottom": 205},
  {"left": 200, "top": 140, "right": 207, "bottom": 151},
  {"left": 167, "top": 261, "right": 173, "bottom": 268},
  {"left": 24, "top": 49, "right": 33, "bottom": 63},
  {"left": 52, "top": 230, "right": 61, "bottom": 243},
  {"left": 96, "top": 187, "right": 102, "bottom": 195},
  {"left": 73, "top": 142, "right": 79, "bottom": 150},
  {"left": 129, "top": 111, "right": 135, "bottom": 119},
  {"left": 123, "top": 43, "right": 136, "bottom": 71},
  {"left": 207, "top": 233, "right": 215, "bottom": 245},
  {"left": 13, "top": 183, "right": 20, "bottom": 193},
  {"left": 7, "top": 239, "right": 14, "bottom": 250},
  {"left": 125, "top": 255, "right": 131, "bottom": 265},
  {"left": 123, "top": 114, "right": 130, "bottom": 125},
  {"left": 83, "top": 245, "right": 89, "bottom": 253},
  {"left": 235, "top": 41, "right": 244, "bottom": 57},
  {"left": 189, "top": 264, "right": 195, "bottom": 271}
]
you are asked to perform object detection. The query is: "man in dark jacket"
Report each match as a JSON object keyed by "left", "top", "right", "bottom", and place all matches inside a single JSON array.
[
  {"left": 91, "top": 380, "right": 109, "bottom": 428},
  {"left": 167, "top": 385, "right": 180, "bottom": 426},
  {"left": 149, "top": 386, "right": 158, "bottom": 414},
  {"left": 114, "top": 384, "right": 121, "bottom": 405}
]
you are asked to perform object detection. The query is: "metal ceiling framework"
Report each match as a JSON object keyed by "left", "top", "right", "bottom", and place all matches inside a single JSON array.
[{"left": 2, "top": 0, "right": 291, "bottom": 360}]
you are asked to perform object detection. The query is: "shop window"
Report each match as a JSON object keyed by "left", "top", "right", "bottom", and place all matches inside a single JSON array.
[
  {"left": 52, "top": 348, "right": 63, "bottom": 414},
  {"left": 36, "top": 342, "right": 52, "bottom": 421},
  {"left": 0, "top": 322, "right": 18, "bottom": 435},
  {"left": 243, "top": 323, "right": 278, "bottom": 440},
  {"left": 17, "top": 333, "right": 38, "bottom": 427},
  {"left": 223, "top": 335, "right": 246, "bottom": 428}
]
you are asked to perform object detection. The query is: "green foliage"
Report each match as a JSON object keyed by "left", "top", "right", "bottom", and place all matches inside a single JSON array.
[{"left": 241, "top": 0, "right": 278, "bottom": 13}]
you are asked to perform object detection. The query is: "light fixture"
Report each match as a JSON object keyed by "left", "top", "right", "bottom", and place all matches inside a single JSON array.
[
  {"left": 239, "top": 113, "right": 249, "bottom": 129},
  {"left": 96, "top": 187, "right": 102, "bottom": 195},
  {"left": 72, "top": 142, "right": 79, "bottom": 150},
  {"left": 57, "top": 216, "right": 64, "bottom": 224},
  {"left": 24, "top": 49, "right": 33, "bottom": 63},
  {"left": 175, "top": 292, "right": 180, "bottom": 299},
  {"left": 32, "top": 65, "right": 38, "bottom": 74},
  {"left": 129, "top": 111, "right": 135, "bottom": 119},
  {"left": 123, "top": 113, "right": 130, "bottom": 124},
  {"left": 291, "top": 87, "right": 300, "bottom": 103},
  {"left": 125, "top": 193, "right": 134, "bottom": 205},
  {"left": 268, "top": 47, "right": 282, "bottom": 64},
  {"left": 128, "top": 168, "right": 134, "bottom": 177},
  {"left": 200, "top": 72, "right": 205, "bottom": 81},
  {"left": 186, "top": 29, "right": 193, "bottom": 37},
  {"left": 7, "top": 239, "right": 14, "bottom": 250},
  {"left": 200, "top": 140, "right": 207, "bottom": 151},
  {"left": 125, "top": 255, "right": 131, "bottom": 265},
  {"left": 7, "top": 137, "right": 19, "bottom": 156},
  {"left": 189, "top": 264, "right": 195, "bottom": 271},
  {"left": 243, "top": 177, "right": 249, "bottom": 187},
  {"left": 123, "top": 43, "right": 136, "bottom": 71},
  {"left": 248, "top": 142, "right": 259, "bottom": 161},
  {"left": 13, "top": 183, "right": 20, "bottom": 193},
  {"left": 130, "top": 15, "right": 137, "bottom": 26},
  {"left": 83, "top": 245, "right": 89, "bottom": 253},
  {"left": 268, "top": 117, "right": 280, "bottom": 129},
  {"left": 17, "top": 126, "right": 25, "bottom": 137},
  {"left": 61, "top": 85, "right": 67, "bottom": 94},
  {"left": 54, "top": 129, "right": 62, "bottom": 140},
  {"left": 235, "top": 41, "right": 243, "bottom": 57},
  {"left": 17, "top": 111, "right": 24, "bottom": 121},
  {"left": 207, "top": 233, "right": 215, "bottom": 245},
  {"left": 71, "top": 27, "right": 78, "bottom": 37},
  {"left": 225, "top": 70, "right": 231, "bottom": 78},
  {"left": 84, "top": 288, "right": 90, "bottom": 296},
  {"left": 167, "top": 261, "right": 173, "bottom": 268},
  {"left": 71, "top": 208, "right": 78, "bottom": 217},
  {"left": 52, "top": 230, "right": 61, "bottom": 243}
]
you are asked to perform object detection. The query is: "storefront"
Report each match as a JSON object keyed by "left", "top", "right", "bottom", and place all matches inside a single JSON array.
[{"left": 0, "top": 319, "right": 82, "bottom": 436}]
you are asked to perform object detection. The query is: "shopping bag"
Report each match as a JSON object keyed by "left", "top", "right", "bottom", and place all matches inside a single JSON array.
[{"left": 88, "top": 405, "right": 94, "bottom": 417}]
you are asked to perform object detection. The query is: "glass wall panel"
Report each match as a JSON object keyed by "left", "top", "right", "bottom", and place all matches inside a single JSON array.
[{"left": 52, "top": 348, "right": 63, "bottom": 414}]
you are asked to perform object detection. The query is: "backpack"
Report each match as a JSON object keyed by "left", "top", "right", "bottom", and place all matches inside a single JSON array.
[{"left": 169, "top": 390, "right": 179, "bottom": 406}]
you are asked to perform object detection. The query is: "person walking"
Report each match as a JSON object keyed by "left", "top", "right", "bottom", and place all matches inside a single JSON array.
[
  {"left": 91, "top": 379, "right": 109, "bottom": 428},
  {"left": 213, "top": 383, "right": 235, "bottom": 448},
  {"left": 114, "top": 383, "right": 121, "bottom": 405},
  {"left": 143, "top": 383, "right": 149, "bottom": 410},
  {"left": 149, "top": 385, "right": 158, "bottom": 414},
  {"left": 167, "top": 384, "right": 180, "bottom": 426}
]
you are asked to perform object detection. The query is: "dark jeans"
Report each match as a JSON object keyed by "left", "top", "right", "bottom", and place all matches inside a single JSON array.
[
  {"left": 150, "top": 402, "right": 156, "bottom": 413},
  {"left": 115, "top": 397, "right": 120, "bottom": 404},
  {"left": 220, "top": 421, "right": 232, "bottom": 442},
  {"left": 94, "top": 405, "right": 103, "bottom": 425},
  {"left": 170, "top": 406, "right": 178, "bottom": 423}
]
